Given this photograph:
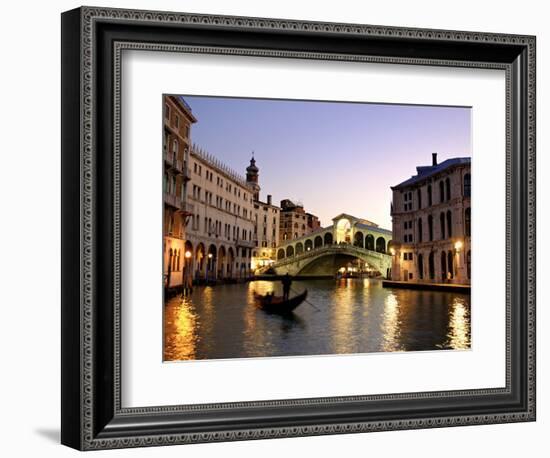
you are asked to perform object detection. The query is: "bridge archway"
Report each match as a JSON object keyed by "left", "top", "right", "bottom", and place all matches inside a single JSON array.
[
  {"left": 286, "top": 245, "right": 294, "bottom": 257},
  {"left": 365, "top": 234, "right": 374, "bottom": 251},
  {"left": 336, "top": 218, "right": 352, "bottom": 243},
  {"left": 305, "top": 239, "right": 313, "bottom": 251},
  {"left": 314, "top": 235, "right": 323, "bottom": 249},
  {"left": 324, "top": 232, "right": 333, "bottom": 245},
  {"left": 354, "top": 231, "right": 364, "bottom": 248},
  {"left": 277, "top": 248, "right": 285, "bottom": 260},
  {"left": 296, "top": 242, "right": 304, "bottom": 255},
  {"left": 375, "top": 236, "right": 386, "bottom": 253}
]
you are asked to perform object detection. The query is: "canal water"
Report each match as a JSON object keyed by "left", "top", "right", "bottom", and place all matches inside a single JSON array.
[{"left": 164, "top": 278, "right": 471, "bottom": 361}]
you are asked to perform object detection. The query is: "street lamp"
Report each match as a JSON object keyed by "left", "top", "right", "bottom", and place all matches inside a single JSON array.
[{"left": 182, "top": 250, "right": 192, "bottom": 296}]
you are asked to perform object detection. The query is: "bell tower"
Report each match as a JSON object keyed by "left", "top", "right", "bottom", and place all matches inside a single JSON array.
[{"left": 246, "top": 152, "right": 260, "bottom": 201}]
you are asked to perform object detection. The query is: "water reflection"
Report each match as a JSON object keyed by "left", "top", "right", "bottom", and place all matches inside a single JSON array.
[
  {"left": 163, "top": 278, "right": 471, "bottom": 361},
  {"left": 381, "top": 293, "right": 402, "bottom": 352},
  {"left": 163, "top": 297, "right": 199, "bottom": 361}
]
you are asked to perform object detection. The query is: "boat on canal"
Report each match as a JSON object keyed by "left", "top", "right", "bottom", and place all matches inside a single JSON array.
[{"left": 253, "top": 289, "right": 308, "bottom": 314}]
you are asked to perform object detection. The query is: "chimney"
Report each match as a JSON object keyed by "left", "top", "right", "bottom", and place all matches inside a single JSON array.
[
  {"left": 432, "top": 153, "right": 438, "bottom": 166},
  {"left": 267, "top": 194, "right": 272, "bottom": 205}
]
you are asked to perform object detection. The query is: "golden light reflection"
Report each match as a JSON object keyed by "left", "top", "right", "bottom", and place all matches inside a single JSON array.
[
  {"left": 164, "top": 297, "right": 199, "bottom": 361},
  {"left": 381, "top": 293, "right": 402, "bottom": 352},
  {"left": 330, "top": 279, "right": 356, "bottom": 354},
  {"left": 446, "top": 296, "right": 470, "bottom": 350}
]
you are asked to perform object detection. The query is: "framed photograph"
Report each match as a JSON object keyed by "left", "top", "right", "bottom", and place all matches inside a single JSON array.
[{"left": 61, "top": 6, "right": 536, "bottom": 450}]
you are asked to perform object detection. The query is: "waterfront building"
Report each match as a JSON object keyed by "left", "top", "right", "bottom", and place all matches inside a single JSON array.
[
  {"left": 163, "top": 96, "right": 196, "bottom": 289},
  {"left": 390, "top": 153, "right": 471, "bottom": 284},
  {"left": 183, "top": 145, "right": 257, "bottom": 282},
  {"left": 246, "top": 156, "right": 280, "bottom": 272},
  {"left": 279, "top": 199, "right": 320, "bottom": 242}
]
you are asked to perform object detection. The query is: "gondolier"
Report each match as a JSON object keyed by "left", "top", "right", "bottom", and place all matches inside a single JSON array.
[{"left": 281, "top": 273, "right": 292, "bottom": 301}]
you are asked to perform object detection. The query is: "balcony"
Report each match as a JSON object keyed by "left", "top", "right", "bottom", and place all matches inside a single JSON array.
[
  {"left": 180, "top": 201, "right": 194, "bottom": 215},
  {"left": 163, "top": 151, "right": 184, "bottom": 174},
  {"left": 163, "top": 192, "right": 182, "bottom": 210}
]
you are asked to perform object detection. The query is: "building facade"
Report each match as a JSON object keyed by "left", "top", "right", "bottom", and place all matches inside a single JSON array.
[
  {"left": 279, "top": 199, "right": 320, "bottom": 242},
  {"left": 183, "top": 146, "right": 257, "bottom": 282},
  {"left": 390, "top": 153, "right": 471, "bottom": 285},
  {"left": 163, "top": 96, "right": 196, "bottom": 289}
]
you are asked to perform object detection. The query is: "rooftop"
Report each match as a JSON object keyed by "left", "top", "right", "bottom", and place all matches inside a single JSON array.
[{"left": 392, "top": 157, "right": 471, "bottom": 190}]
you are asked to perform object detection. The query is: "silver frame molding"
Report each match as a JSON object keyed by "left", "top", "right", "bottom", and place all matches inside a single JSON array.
[{"left": 61, "top": 6, "right": 536, "bottom": 450}]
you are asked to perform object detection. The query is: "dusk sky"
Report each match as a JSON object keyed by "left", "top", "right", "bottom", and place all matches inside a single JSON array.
[{"left": 182, "top": 96, "right": 471, "bottom": 229}]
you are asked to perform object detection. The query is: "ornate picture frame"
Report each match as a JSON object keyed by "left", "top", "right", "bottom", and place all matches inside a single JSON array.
[{"left": 61, "top": 6, "right": 536, "bottom": 450}]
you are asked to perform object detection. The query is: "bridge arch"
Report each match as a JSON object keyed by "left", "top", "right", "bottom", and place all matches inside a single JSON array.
[
  {"left": 365, "top": 234, "right": 374, "bottom": 251},
  {"left": 354, "top": 231, "right": 364, "bottom": 248},
  {"left": 286, "top": 245, "right": 294, "bottom": 257},
  {"left": 314, "top": 235, "right": 323, "bottom": 248},
  {"left": 375, "top": 236, "right": 386, "bottom": 253},
  {"left": 324, "top": 232, "right": 333, "bottom": 245},
  {"left": 296, "top": 242, "right": 304, "bottom": 255},
  {"left": 277, "top": 248, "right": 285, "bottom": 260},
  {"left": 305, "top": 239, "right": 313, "bottom": 251}
]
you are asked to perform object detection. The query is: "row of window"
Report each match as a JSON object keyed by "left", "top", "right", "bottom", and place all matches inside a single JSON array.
[
  {"left": 402, "top": 207, "right": 471, "bottom": 243},
  {"left": 402, "top": 173, "right": 471, "bottom": 212},
  {"left": 192, "top": 162, "right": 250, "bottom": 201},
  {"left": 164, "top": 104, "right": 190, "bottom": 138},
  {"left": 189, "top": 214, "right": 253, "bottom": 242}
]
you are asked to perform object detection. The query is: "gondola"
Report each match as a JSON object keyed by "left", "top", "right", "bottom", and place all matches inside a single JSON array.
[{"left": 253, "top": 289, "right": 308, "bottom": 314}]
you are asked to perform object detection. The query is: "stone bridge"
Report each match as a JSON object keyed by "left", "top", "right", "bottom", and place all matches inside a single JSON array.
[
  {"left": 265, "top": 213, "right": 393, "bottom": 277},
  {"left": 267, "top": 243, "right": 392, "bottom": 277}
]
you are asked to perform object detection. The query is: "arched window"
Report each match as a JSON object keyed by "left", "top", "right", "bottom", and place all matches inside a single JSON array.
[
  {"left": 464, "top": 173, "right": 471, "bottom": 197},
  {"left": 445, "top": 178, "right": 451, "bottom": 201},
  {"left": 446, "top": 210, "right": 452, "bottom": 238},
  {"left": 170, "top": 175, "right": 176, "bottom": 194},
  {"left": 447, "top": 251, "right": 454, "bottom": 279},
  {"left": 418, "top": 253, "right": 424, "bottom": 280},
  {"left": 294, "top": 222, "right": 298, "bottom": 228},
  {"left": 428, "top": 215, "right": 433, "bottom": 241},
  {"left": 467, "top": 250, "right": 471, "bottom": 279},
  {"left": 167, "top": 248, "right": 174, "bottom": 278},
  {"left": 465, "top": 207, "right": 471, "bottom": 236},
  {"left": 428, "top": 184, "right": 433, "bottom": 206},
  {"left": 294, "top": 233, "right": 298, "bottom": 239},
  {"left": 176, "top": 250, "right": 180, "bottom": 271},
  {"left": 428, "top": 252, "right": 435, "bottom": 280},
  {"left": 440, "top": 212, "right": 446, "bottom": 239},
  {"left": 439, "top": 181, "right": 445, "bottom": 203},
  {"left": 418, "top": 218, "right": 423, "bottom": 243},
  {"left": 168, "top": 215, "right": 174, "bottom": 233},
  {"left": 440, "top": 251, "right": 447, "bottom": 281},
  {"left": 417, "top": 188, "right": 422, "bottom": 209},
  {"left": 283, "top": 233, "right": 288, "bottom": 241},
  {"left": 172, "top": 138, "right": 178, "bottom": 154}
]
